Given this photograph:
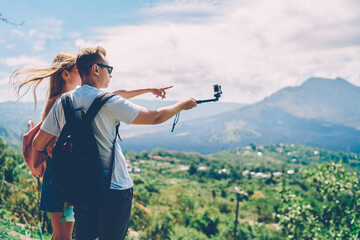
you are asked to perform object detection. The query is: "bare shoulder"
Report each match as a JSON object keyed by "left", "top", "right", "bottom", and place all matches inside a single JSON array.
[{"left": 42, "top": 94, "right": 61, "bottom": 120}]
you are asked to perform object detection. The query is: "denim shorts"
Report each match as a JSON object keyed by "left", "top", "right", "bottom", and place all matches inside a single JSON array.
[
  {"left": 40, "top": 158, "right": 65, "bottom": 213},
  {"left": 74, "top": 188, "right": 133, "bottom": 240}
]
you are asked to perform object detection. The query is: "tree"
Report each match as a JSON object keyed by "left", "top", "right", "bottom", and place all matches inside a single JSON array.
[
  {"left": 249, "top": 143, "right": 256, "bottom": 151},
  {"left": 3, "top": 156, "right": 17, "bottom": 183},
  {"left": 140, "top": 207, "right": 175, "bottom": 240},
  {"left": 0, "top": 13, "right": 24, "bottom": 26},
  {"left": 191, "top": 208, "right": 220, "bottom": 237},
  {"left": 136, "top": 150, "right": 149, "bottom": 160},
  {"left": 151, "top": 148, "right": 171, "bottom": 157},
  {"left": 188, "top": 163, "right": 197, "bottom": 175},
  {"left": 276, "top": 162, "right": 360, "bottom": 239}
]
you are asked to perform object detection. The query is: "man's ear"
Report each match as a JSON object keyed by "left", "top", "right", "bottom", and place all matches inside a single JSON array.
[{"left": 92, "top": 64, "right": 99, "bottom": 75}]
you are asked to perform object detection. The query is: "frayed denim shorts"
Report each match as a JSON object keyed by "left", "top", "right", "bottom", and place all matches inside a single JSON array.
[{"left": 40, "top": 158, "right": 65, "bottom": 213}]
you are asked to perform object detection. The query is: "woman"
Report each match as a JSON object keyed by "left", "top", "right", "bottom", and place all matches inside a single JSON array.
[{"left": 11, "top": 52, "right": 171, "bottom": 240}]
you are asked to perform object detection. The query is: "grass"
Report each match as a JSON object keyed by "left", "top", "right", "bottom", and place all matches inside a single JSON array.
[{"left": 0, "top": 218, "right": 50, "bottom": 240}]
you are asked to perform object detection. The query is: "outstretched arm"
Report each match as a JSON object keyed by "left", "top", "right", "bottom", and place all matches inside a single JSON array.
[
  {"left": 132, "top": 98, "right": 197, "bottom": 125},
  {"left": 113, "top": 86, "right": 173, "bottom": 99}
]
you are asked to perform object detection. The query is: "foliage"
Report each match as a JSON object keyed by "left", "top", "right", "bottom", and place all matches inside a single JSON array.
[
  {"left": 190, "top": 208, "right": 220, "bottom": 237},
  {"left": 276, "top": 162, "right": 360, "bottom": 239},
  {"left": 139, "top": 207, "right": 175, "bottom": 240},
  {"left": 0, "top": 217, "right": 48, "bottom": 240},
  {"left": 2, "top": 137, "right": 360, "bottom": 239},
  {"left": 0, "top": 225, "right": 20, "bottom": 240},
  {"left": 0, "top": 13, "right": 25, "bottom": 26},
  {"left": 0, "top": 138, "right": 51, "bottom": 239}
]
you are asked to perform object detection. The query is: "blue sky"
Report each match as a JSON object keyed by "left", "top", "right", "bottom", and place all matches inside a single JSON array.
[{"left": 1, "top": 0, "right": 360, "bottom": 103}]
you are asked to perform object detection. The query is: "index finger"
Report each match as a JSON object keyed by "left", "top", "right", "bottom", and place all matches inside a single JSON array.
[{"left": 162, "top": 86, "right": 173, "bottom": 90}]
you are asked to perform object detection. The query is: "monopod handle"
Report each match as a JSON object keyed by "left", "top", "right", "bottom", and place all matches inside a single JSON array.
[{"left": 196, "top": 98, "right": 219, "bottom": 104}]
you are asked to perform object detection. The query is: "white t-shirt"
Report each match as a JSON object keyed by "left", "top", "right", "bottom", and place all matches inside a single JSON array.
[{"left": 41, "top": 84, "right": 141, "bottom": 190}]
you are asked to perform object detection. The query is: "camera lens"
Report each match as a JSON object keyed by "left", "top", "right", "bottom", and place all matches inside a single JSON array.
[{"left": 213, "top": 84, "right": 219, "bottom": 92}]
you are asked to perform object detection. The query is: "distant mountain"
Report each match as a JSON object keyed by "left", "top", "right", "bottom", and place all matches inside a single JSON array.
[
  {"left": 0, "top": 100, "right": 44, "bottom": 132},
  {"left": 130, "top": 99, "right": 244, "bottom": 122},
  {"left": 0, "top": 126, "right": 20, "bottom": 147},
  {"left": 121, "top": 77, "right": 360, "bottom": 153},
  {"left": 259, "top": 77, "right": 360, "bottom": 129},
  {"left": 0, "top": 99, "right": 243, "bottom": 146},
  {"left": 2, "top": 78, "right": 359, "bottom": 154},
  {"left": 0, "top": 101, "right": 44, "bottom": 147}
]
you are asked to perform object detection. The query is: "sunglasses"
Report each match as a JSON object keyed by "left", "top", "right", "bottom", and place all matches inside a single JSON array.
[{"left": 96, "top": 63, "right": 113, "bottom": 74}]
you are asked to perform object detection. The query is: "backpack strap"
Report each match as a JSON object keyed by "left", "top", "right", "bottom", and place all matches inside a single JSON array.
[
  {"left": 61, "top": 92, "right": 76, "bottom": 123},
  {"left": 108, "top": 123, "right": 121, "bottom": 186},
  {"left": 83, "top": 92, "right": 116, "bottom": 124},
  {"left": 84, "top": 92, "right": 119, "bottom": 186}
]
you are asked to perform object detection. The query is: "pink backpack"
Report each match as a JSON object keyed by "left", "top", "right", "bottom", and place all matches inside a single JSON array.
[{"left": 22, "top": 120, "right": 47, "bottom": 178}]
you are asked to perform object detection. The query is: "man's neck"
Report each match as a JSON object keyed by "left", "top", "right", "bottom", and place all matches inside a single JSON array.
[{"left": 81, "top": 78, "right": 100, "bottom": 89}]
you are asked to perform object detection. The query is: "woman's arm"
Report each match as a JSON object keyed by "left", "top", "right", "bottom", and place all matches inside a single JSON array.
[
  {"left": 113, "top": 86, "right": 173, "bottom": 99},
  {"left": 33, "top": 130, "right": 56, "bottom": 152}
]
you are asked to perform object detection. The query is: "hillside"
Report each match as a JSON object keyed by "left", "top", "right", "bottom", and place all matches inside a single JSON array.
[
  {"left": 1, "top": 77, "right": 359, "bottom": 154},
  {"left": 259, "top": 77, "right": 360, "bottom": 129},
  {"left": 2, "top": 137, "right": 360, "bottom": 239},
  {"left": 121, "top": 77, "right": 360, "bottom": 153},
  {"left": 0, "top": 101, "right": 44, "bottom": 147},
  {"left": 0, "top": 99, "right": 243, "bottom": 146}
]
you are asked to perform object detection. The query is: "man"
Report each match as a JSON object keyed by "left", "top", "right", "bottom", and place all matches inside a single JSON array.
[{"left": 33, "top": 46, "right": 197, "bottom": 239}]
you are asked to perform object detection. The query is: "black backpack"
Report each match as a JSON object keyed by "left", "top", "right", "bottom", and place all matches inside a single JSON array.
[{"left": 52, "top": 91, "right": 119, "bottom": 207}]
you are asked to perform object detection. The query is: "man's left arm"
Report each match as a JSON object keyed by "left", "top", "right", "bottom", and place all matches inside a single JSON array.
[{"left": 113, "top": 86, "right": 173, "bottom": 99}]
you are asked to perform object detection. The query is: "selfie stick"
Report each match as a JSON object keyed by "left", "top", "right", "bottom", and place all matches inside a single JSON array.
[
  {"left": 171, "top": 84, "right": 222, "bottom": 132},
  {"left": 196, "top": 84, "right": 222, "bottom": 104}
]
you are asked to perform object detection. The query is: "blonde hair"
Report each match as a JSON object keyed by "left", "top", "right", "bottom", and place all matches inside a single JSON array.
[{"left": 10, "top": 52, "right": 76, "bottom": 109}]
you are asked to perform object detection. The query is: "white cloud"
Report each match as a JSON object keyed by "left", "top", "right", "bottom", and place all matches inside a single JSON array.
[
  {"left": 11, "top": 29, "right": 25, "bottom": 37},
  {"left": 0, "top": 89, "right": 11, "bottom": 102},
  {"left": 75, "top": 38, "right": 100, "bottom": 49},
  {"left": 0, "top": 84, "right": 48, "bottom": 103},
  {"left": 27, "top": 18, "right": 64, "bottom": 51},
  {"left": 0, "top": 73, "right": 13, "bottom": 102},
  {"left": 6, "top": 44, "right": 15, "bottom": 49},
  {"left": 68, "top": 31, "right": 81, "bottom": 39},
  {"left": 79, "top": 0, "right": 360, "bottom": 103},
  {"left": 0, "top": 55, "right": 48, "bottom": 67},
  {"left": 0, "top": 18, "right": 64, "bottom": 52},
  {"left": 0, "top": 72, "right": 9, "bottom": 85},
  {"left": 1, "top": 18, "right": 64, "bottom": 53},
  {"left": 0, "top": 70, "right": 49, "bottom": 102},
  {"left": 140, "top": 0, "right": 227, "bottom": 17}
]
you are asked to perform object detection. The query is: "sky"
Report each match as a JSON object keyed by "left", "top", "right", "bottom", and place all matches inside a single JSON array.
[{"left": 0, "top": 0, "right": 360, "bottom": 104}]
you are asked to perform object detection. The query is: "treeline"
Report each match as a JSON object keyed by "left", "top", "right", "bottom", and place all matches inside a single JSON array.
[
  {"left": 1, "top": 139, "right": 360, "bottom": 239},
  {"left": 0, "top": 138, "right": 50, "bottom": 239}
]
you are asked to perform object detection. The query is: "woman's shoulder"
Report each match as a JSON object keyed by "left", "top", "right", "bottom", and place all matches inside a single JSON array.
[
  {"left": 47, "top": 94, "right": 62, "bottom": 108},
  {"left": 42, "top": 95, "right": 62, "bottom": 120},
  {"left": 49, "top": 94, "right": 62, "bottom": 103}
]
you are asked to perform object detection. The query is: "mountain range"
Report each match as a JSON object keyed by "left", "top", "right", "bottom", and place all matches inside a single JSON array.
[
  {"left": 1, "top": 77, "right": 359, "bottom": 154},
  {"left": 120, "top": 77, "right": 360, "bottom": 153},
  {"left": 0, "top": 97, "right": 242, "bottom": 148}
]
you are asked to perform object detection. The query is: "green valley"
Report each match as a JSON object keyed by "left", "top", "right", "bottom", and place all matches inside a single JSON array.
[{"left": 1, "top": 137, "right": 359, "bottom": 239}]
